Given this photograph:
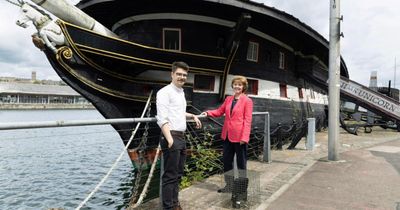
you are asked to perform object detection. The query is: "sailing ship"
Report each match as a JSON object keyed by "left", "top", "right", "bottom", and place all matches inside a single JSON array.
[
  {"left": 9, "top": 0, "right": 364, "bottom": 204},
  {"left": 23, "top": 0, "right": 348, "bottom": 132}
]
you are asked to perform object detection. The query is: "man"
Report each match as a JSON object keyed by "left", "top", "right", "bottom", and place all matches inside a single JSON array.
[{"left": 156, "top": 61, "right": 202, "bottom": 210}]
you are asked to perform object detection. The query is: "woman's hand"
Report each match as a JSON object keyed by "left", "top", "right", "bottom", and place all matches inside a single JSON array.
[{"left": 200, "top": 112, "right": 208, "bottom": 116}]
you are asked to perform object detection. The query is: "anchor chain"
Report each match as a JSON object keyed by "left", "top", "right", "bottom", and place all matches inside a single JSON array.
[{"left": 130, "top": 104, "right": 151, "bottom": 202}]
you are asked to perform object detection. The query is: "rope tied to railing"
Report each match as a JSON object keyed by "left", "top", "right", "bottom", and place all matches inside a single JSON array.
[{"left": 75, "top": 90, "right": 153, "bottom": 210}]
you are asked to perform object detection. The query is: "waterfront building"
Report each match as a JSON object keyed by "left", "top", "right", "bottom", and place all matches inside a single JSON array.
[
  {"left": 0, "top": 82, "right": 92, "bottom": 109},
  {"left": 0, "top": 74, "right": 66, "bottom": 86}
]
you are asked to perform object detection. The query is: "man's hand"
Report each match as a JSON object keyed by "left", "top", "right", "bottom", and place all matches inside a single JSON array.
[
  {"left": 167, "top": 138, "right": 174, "bottom": 148},
  {"left": 193, "top": 115, "right": 202, "bottom": 129},
  {"left": 160, "top": 123, "right": 174, "bottom": 148}
]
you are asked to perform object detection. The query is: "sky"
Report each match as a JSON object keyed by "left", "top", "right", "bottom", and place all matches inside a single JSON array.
[
  {"left": 0, "top": 0, "right": 399, "bottom": 87},
  {"left": 258, "top": 0, "right": 400, "bottom": 88}
]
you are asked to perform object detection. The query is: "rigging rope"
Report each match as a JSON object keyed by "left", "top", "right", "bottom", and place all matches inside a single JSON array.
[{"left": 75, "top": 90, "right": 153, "bottom": 210}]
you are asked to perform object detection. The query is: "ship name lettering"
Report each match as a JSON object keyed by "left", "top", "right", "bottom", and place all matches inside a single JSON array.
[
  {"left": 347, "top": 83, "right": 396, "bottom": 112},
  {"left": 340, "top": 81, "right": 397, "bottom": 113}
]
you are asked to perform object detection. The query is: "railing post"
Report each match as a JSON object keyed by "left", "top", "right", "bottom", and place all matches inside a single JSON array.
[
  {"left": 262, "top": 112, "right": 271, "bottom": 163},
  {"left": 306, "top": 118, "right": 316, "bottom": 150}
]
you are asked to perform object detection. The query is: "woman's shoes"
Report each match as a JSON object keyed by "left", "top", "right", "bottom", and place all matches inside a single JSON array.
[
  {"left": 231, "top": 177, "right": 249, "bottom": 208},
  {"left": 173, "top": 202, "right": 182, "bottom": 210},
  {"left": 218, "top": 175, "right": 234, "bottom": 193},
  {"left": 217, "top": 185, "right": 232, "bottom": 193}
]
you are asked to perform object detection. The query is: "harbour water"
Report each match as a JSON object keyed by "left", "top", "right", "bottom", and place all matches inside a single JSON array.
[{"left": 0, "top": 110, "right": 134, "bottom": 210}]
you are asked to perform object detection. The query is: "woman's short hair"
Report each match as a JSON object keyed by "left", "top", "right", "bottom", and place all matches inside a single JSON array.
[{"left": 231, "top": 75, "right": 248, "bottom": 93}]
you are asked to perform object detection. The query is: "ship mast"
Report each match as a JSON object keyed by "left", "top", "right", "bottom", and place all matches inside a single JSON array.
[
  {"left": 31, "top": 0, "right": 117, "bottom": 37},
  {"left": 394, "top": 57, "right": 397, "bottom": 89}
]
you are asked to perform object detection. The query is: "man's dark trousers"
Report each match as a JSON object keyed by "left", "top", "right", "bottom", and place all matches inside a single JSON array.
[{"left": 160, "top": 131, "right": 186, "bottom": 210}]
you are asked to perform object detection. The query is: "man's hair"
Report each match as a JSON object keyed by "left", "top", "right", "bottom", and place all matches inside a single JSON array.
[
  {"left": 231, "top": 75, "right": 248, "bottom": 93},
  {"left": 172, "top": 61, "right": 189, "bottom": 72}
]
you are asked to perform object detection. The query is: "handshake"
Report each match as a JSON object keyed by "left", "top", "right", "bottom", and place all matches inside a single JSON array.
[{"left": 200, "top": 112, "right": 208, "bottom": 117}]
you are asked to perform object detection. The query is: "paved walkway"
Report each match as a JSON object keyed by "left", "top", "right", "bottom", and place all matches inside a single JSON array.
[
  {"left": 267, "top": 139, "right": 400, "bottom": 210},
  {"left": 135, "top": 128, "right": 400, "bottom": 210}
]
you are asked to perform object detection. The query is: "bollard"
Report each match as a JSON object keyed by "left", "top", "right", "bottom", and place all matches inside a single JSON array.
[
  {"left": 306, "top": 118, "right": 315, "bottom": 150},
  {"left": 262, "top": 113, "right": 271, "bottom": 163}
]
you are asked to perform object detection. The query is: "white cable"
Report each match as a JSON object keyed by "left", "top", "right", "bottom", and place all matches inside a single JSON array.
[{"left": 75, "top": 91, "right": 153, "bottom": 210}]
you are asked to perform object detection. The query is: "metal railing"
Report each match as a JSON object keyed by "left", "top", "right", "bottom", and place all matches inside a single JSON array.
[
  {"left": 1, "top": 111, "right": 272, "bottom": 209},
  {"left": 0, "top": 112, "right": 271, "bottom": 161},
  {"left": 0, "top": 117, "right": 156, "bottom": 130}
]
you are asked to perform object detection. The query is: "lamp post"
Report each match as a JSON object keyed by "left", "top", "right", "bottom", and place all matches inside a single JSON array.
[{"left": 328, "top": 0, "right": 341, "bottom": 161}]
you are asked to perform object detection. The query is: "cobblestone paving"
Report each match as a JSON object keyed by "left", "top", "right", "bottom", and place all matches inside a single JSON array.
[{"left": 130, "top": 128, "right": 400, "bottom": 210}]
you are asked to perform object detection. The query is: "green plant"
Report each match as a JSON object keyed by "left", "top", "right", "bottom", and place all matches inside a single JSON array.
[{"left": 180, "top": 129, "right": 221, "bottom": 188}]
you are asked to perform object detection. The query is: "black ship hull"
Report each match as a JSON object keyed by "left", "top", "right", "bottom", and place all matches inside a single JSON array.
[
  {"left": 35, "top": 0, "right": 352, "bottom": 204},
  {"left": 47, "top": 20, "right": 330, "bottom": 151}
]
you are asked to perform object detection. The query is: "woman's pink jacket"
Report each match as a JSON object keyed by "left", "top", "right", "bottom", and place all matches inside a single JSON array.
[{"left": 206, "top": 95, "right": 253, "bottom": 143}]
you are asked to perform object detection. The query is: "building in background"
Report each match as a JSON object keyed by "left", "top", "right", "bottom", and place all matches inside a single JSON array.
[
  {"left": 0, "top": 73, "right": 93, "bottom": 109},
  {"left": 0, "top": 71, "right": 66, "bottom": 85}
]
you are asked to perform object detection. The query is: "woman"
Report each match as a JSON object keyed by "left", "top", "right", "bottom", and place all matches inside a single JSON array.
[{"left": 202, "top": 75, "right": 253, "bottom": 198}]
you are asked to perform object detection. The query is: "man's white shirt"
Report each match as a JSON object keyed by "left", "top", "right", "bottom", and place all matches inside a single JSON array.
[{"left": 156, "top": 83, "right": 187, "bottom": 131}]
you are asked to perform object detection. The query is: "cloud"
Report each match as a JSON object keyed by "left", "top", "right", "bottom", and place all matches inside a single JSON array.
[
  {"left": 1, "top": 0, "right": 399, "bottom": 87},
  {"left": 341, "top": 0, "right": 400, "bottom": 87},
  {"left": 259, "top": 0, "right": 400, "bottom": 88},
  {"left": 0, "top": 0, "right": 59, "bottom": 80}
]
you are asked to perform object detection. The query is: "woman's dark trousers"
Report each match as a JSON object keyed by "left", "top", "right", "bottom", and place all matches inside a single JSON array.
[{"left": 219, "top": 140, "right": 247, "bottom": 192}]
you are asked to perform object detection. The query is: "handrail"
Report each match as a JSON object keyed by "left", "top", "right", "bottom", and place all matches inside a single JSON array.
[
  {"left": 0, "top": 118, "right": 155, "bottom": 130},
  {"left": 0, "top": 112, "right": 269, "bottom": 130}
]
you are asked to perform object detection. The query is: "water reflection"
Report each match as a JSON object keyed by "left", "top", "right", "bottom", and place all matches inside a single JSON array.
[{"left": 0, "top": 110, "right": 143, "bottom": 210}]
